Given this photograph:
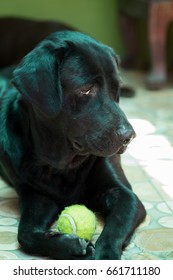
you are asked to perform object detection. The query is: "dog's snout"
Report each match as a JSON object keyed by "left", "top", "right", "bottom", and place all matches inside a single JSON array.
[{"left": 117, "top": 128, "right": 136, "bottom": 146}]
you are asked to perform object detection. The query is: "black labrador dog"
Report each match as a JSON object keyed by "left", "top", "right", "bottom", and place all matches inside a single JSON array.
[{"left": 0, "top": 30, "right": 146, "bottom": 259}]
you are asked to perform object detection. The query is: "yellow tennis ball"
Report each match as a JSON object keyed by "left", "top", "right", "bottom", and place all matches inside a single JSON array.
[{"left": 57, "top": 204, "right": 97, "bottom": 240}]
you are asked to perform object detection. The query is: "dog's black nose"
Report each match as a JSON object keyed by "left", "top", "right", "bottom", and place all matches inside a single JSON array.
[{"left": 117, "top": 128, "right": 136, "bottom": 146}]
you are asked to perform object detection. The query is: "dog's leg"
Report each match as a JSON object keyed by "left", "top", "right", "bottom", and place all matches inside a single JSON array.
[
  {"left": 17, "top": 185, "right": 94, "bottom": 259},
  {"left": 86, "top": 156, "right": 146, "bottom": 259}
]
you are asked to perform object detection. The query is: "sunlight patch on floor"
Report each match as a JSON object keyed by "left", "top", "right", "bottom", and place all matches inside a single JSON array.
[{"left": 128, "top": 118, "right": 173, "bottom": 199}]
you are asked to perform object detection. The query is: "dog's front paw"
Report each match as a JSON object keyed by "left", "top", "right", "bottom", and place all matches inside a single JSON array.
[
  {"left": 46, "top": 231, "right": 95, "bottom": 260},
  {"left": 95, "top": 236, "right": 121, "bottom": 260}
]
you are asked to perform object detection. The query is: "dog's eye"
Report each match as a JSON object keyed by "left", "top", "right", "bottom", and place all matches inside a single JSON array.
[
  {"left": 80, "top": 88, "right": 91, "bottom": 95},
  {"left": 79, "top": 85, "right": 97, "bottom": 97}
]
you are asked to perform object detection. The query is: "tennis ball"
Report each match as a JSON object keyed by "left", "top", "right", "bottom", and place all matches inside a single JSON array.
[{"left": 57, "top": 204, "right": 97, "bottom": 240}]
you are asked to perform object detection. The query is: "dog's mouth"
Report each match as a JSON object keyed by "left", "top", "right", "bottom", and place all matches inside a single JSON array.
[
  {"left": 70, "top": 124, "right": 135, "bottom": 159},
  {"left": 40, "top": 136, "right": 129, "bottom": 171},
  {"left": 84, "top": 135, "right": 126, "bottom": 157},
  {"left": 40, "top": 144, "right": 127, "bottom": 171},
  {"left": 117, "top": 144, "right": 128, "bottom": 154},
  {"left": 68, "top": 142, "right": 126, "bottom": 169},
  {"left": 70, "top": 135, "right": 128, "bottom": 161}
]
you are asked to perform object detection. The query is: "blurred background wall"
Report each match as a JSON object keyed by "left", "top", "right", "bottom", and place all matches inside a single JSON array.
[{"left": 0, "top": 0, "right": 124, "bottom": 54}]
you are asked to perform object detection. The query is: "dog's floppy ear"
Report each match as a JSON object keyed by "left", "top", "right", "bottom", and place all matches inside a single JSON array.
[{"left": 12, "top": 40, "right": 66, "bottom": 118}]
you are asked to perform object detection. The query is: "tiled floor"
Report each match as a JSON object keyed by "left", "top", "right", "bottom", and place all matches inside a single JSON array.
[
  {"left": 120, "top": 70, "right": 173, "bottom": 259},
  {"left": 0, "top": 70, "right": 173, "bottom": 259}
]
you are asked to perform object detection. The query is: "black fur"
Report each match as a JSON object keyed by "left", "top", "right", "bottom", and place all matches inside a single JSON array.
[{"left": 0, "top": 31, "right": 146, "bottom": 259}]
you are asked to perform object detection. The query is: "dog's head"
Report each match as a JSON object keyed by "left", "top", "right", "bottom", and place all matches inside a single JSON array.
[{"left": 12, "top": 31, "right": 135, "bottom": 169}]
